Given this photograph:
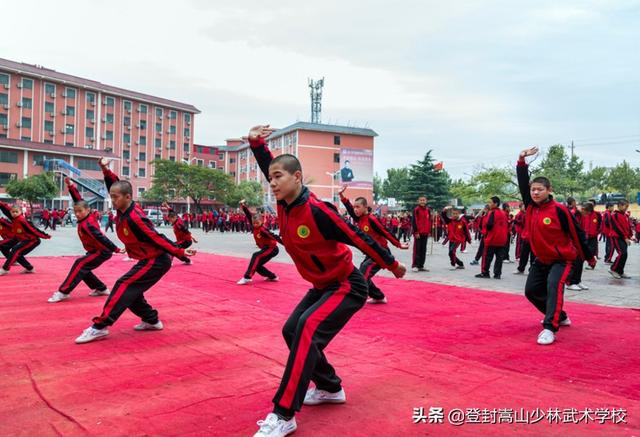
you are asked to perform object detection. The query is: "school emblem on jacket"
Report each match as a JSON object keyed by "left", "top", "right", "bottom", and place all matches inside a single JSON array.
[
  {"left": 16, "top": 228, "right": 22, "bottom": 233},
  {"left": 256, "top": 234, "right": 261, "bottom": 239},
  {"left": 363, "top": 225, "right": 370, "bottom": 232},
  {"left": 593, "top": 219, "right": 598, "bottom": 223},
  {"left": 123, "top": 227, "right": 129, "bottom": 236},
  {"left": 297, "top": 225, "right": 310, "bottom": 239},
  {"left": 457, "top": 224, "right": 463, "bottom": 229},
  {"left": 543, "top": 217, "right": 552, "bottom": 225}
]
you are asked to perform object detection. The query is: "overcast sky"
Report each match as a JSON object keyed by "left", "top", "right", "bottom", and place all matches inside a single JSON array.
[{"left": 2, "top": 0, "right": 639, "bottom": 179}]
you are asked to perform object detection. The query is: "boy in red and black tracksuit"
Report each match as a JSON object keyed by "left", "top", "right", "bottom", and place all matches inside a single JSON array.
[
  {"left": 0, "top": 202, "right": 51, "bottom": 275},
  {"left": 513, "top": 203, "right": 535, "bottom": 273},
  {"left": 517, "top": 147, "right": 595, "bottom": 345},
  {"left": 237, "top": 201, "right": 282, "bottom": 284},
  {"left": 601, "top": 203, "right": 616, "bottom": 263},
  {"left": 163, "top": 203, "right": 197, "bottom": 265},
  {"left": 0, "top": 202, "right": 24, "bottom": 268},
  {"left": 75, "top": 159, "right": 194, "bottom": 344},
  {"left": 48, "top": 179, "right": 120, "bottom": 303},
  {"left": 340, "top": 187, "right": 408, "bottom": 303},
  {"left": 248, "top": 125, "right": 406, "bottom": 437},
  {"left": 579, "top": 202, "right": 600, "bottom": 270},
  {"left": 476, "top": 197, "right": 508, "bottom": 279},
  {"left": 441, "top": 206, "right": 472, "bottom": 269},
  {"left": 609, "top": 200, "right": 633, "bottom": 278},
  {"left": 411, "top": 196, "right": 431, "bottom": 271}
]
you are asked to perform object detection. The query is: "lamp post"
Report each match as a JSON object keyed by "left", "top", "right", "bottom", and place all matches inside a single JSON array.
[
  {"left": 326, "top": 170, "right": 340, "bottom": 204},
  {"left": 182, "top": 157, "right": 198, "bottom": 214}
]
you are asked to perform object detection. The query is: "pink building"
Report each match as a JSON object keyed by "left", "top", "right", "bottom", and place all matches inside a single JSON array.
[{"left": 0, "top": 58, "right": 199, "bottom": 208}]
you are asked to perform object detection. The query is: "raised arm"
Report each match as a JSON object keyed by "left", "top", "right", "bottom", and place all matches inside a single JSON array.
[
  {"left": 65, "top": 177, "right": 83, "bottom": 202},
  {"left": 440, "top": 207, "right": 452, "bottom": 224},
  {"left": 517, "top": 147, "right": 538, "bottom": 207},
  {"left": 339, "top": 193, "right": 358, "bottom": 221},
  {"left": 248, "top": 125, "right": 277, "bottom": 180},
  {"left": 18, "top": 215, "right": 50, "bottom": 239},
  {"left": 240, "top": 202, "right": 253, "bottom": 223},
  {"left": 127, "top": 208, "right": 187, "bottom": 258},
  {"left": 99, "top": 158, "right": 119, "bottom": 192},
  {"left": 0, "top": 201, "right": 12, "bottom": 219}
]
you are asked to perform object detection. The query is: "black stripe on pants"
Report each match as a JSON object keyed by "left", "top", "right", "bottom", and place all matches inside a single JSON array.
[
  {"left": 481, "top": 245, "right": 504, "bottom": 276},
  {"left": 58, "top": 251, "right": 112, "bottom": 294},
  {"left": 0, "top": 238, "right": 32, "bottom": 270},
  {"left": 2, "top": 239, "right": 40, "bottom": 271},
  {"left": 244, "top": 246, "right": 279, "bottom": 279},
  {"left": 448, "top": 241, "right": 463, "bottom": 267},
  {"left": 273, "top": 268, "right": 368, "bottom": 417},
  {"left": 568, "top": 257, "right": 584, "bottom": 285},
  {"left": 474, "top": 237, "right": 484, "bottom": 262},
  {"left": 92, "top": 253, "right": 172, "bottom": 329},
  {"left": 525, "top": 260, "right": 572, "bottom": 332},
  {"left": 517, "top": 240, "right": 535, "bottom": 272},
  {"left": 412, "top": 234, "right": 428, "bottom": 268},
  {"left": 605, "top": 237, "right": 613, "bottom": 262},
  {"left": 359, "top": 256, "right": 384, "bottom": 299},
  {"left": 611, "top": 237, "right": 628, "bottom": 275}
]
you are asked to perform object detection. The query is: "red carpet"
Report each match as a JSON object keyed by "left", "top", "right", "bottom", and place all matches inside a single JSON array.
[{"left": 0, "top": 253, "right": 638, "bottom": 436}]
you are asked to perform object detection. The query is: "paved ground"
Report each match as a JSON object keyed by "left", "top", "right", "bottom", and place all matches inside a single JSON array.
[{"left": 24, "top": 224, "right": 639, "bottom": 308}]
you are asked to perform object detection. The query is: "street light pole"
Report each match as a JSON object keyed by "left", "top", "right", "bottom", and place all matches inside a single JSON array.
[
  {"left": 325, "top": 170, "right": 340, "bottom": 204},
  {"left": 183, "top": 157, "right": 198, "bottom": 214}
]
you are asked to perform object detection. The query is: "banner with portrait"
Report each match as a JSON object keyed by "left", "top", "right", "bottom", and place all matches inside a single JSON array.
[{"left": 339, "top": 148, "right": 373, "bottom": 189}]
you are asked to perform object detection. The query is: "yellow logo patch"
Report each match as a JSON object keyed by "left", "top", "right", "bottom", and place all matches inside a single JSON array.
[
  {"left": 17, "top": 228, "right": 22, "bottom": 233},
  {"left": 123, "top": 227, "right": 129, "bottom": 236},
  {"left": 363, "top": 225, "right": 370, "bottom": 232},
  {"left": 256, "top": 234, "right": 261, "bottom": 239},
  {"left": 543, "top": 217, "right": 552, "bottom": 225},
  {"left": 457, "top": 224, "right": 463, "bottom": 229},
  {"left": 297, "top": 225, "right": 311, "bottom": 239},
  {"left": 593, "top": 219, "right": 598, "bottom": 223}
]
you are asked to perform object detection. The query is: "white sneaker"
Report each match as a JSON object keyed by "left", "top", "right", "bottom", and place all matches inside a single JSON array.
[
  {"left": 89, "top": 288, "right": 110, "bottom": 297},
  {"left": 565, "top": 284, "right": 582, "bottom": 291},
  {"left": 366, "top": 297, "right": 388, "bottom": 304},
  {"left": 303, "top": 387, "right": 346, "bottom": 405},
  {"left": 411, "top": 267, "right": 419, "bottom": 272},
  {"left": 134, "top": 320, "right": 164, "bottom": 331},
  {"left": 253, "top": 413, "right": 297, "bottom": 437},
  {"left": 237, "top": 277, "right": 252, "bottom": 285},
  {"left": 48, "top": 291, "right": 70, "bottom": 303},
  {"left": 620, "top": 274, "right": 631, "bottom": 279},
  {"left": 0, "top": 269, "right": 9, "bottom": 276},
  {"left": 577, "top": 283, "right": 589, "bottom": 290},
  {"left": 537, "top": 329, "right": 555, "bottom": 345},
  {"left": 266, "top": 276, "right": 279, "bottom": 282},
  {"left": 75, "top": 326, "right": 109, "bottom": 344},
  {"left": 608, "top": 270, "right": 622, "bottom": 279},
  {"left": 540, "top": 317, "right": 571, "bottom": 327}
]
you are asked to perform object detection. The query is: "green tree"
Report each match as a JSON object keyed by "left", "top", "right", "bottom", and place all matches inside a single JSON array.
[
  {"left": 372, "top": 173, "right": 382, "bottom": 203},
  {"left": 225, "top": 180, "right": 263, "bottom": 207},
  {"left": 582, "top": 166, "right": 609, "bottom": 197},
  {"left": 469, "top": 166, "right": 519, "bottom": 201},
  {"left": 565, "top": 154, "right": 585, "bottom": 197},
  {"left": 144, "top": 160, "right": 234, "bottom": 213},
  {"left": 536, "top": 144, "right": 572, "bottom": 199},
  {"left": 607, "top": 161, "right": 640, "bottom": 199},
  {"left": 6, "top": 172, "right": 58, "bottom": 211},
  {"left": 450, "top": 178, "right": 480, "bottom": 206},
  {"left": 381, "top": 167, "right": 410, "bottom": 200},
  {"left": 402, "top": 151, "right": 450, "bottom": 208}
]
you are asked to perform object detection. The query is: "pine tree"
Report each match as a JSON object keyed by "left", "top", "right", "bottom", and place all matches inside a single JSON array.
[{"left": 401, "top": 150, "right": 450, "bottom": 208}]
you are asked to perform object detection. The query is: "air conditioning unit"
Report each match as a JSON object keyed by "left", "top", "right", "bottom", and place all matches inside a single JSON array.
[
  {"left": 135, "top": 141, "right": 140, "bottom": 145},
  {"left": 17, "top": 83, "right": 23, "bottom": 89},
  {"left": 166, "top": 130, "right": 171, "bottom": 134},
  {"left": 3, "top": 84, "right": 9, "bottom": 89},
  {"left": 135, "top": 157, "right": 139, "bottom": 161},
  {"left": 61, "top": 110, "right": 67, "bottom": 115},
  {"left": 88, "top": 136, "right": 94, "bottom": 141},
  {"left": 136, "top": 108, "right": 141, "bottom": 113},
  {"left": 166, "top": 114, "right": 171, "bottom": 119},
  {"left": 85, "top": 144, "right": 93, "bottom": 149},
  {"left": 50, "top": 93, "right": 56, "bottom": 98},
  {"left": 158, "top": 131, "right": 163, "bottom": 136},
  {"left": 89, "top": 119, "right": 94, "bottom": 124},
  {"left": 102, "top": 118, "right": 107, "bottom": 122},
  {"left": 1, "top": 124, "right": 8, "bottom": 130},
  {"left": 49, "top": 112, "right": 56, "bottom": 117},
  {"left": 47, "top": 131, "right": 54, "bottom": 136},
  {"left": 187, "top": 121, "right": 191, "bottom": 126},
  {"left": 16, "top": 122, "right": 22, "bottom": 127},
  {"left": 103, "top": 100, "right": 107, "bottom": 105},
  {"left": 126, "top": 159, "right": 130, "bottom": 163},
  {"left": 126, "top": 126, "right": 130, "bottom": 130},
  {"left": 127, "top": 109, "right": 131, "bottom": 114},
  {"left": 101, "top": 135, "right": 107, "bottom": 140},
  {"left": 186, "top": 136, "right": 190, "bottom": 140},
  {"left": 61, "top": 129, "right": 67, "bottom": 134},
  {"left": 136, "top": 124, "right": 141, "bottom": 128},
  {"left": 90, "top": 101, "right": 95, "bottom": 106},
  {"left": 61, "top": 92, "right": 67, "bottom": 98},
  {"left": 166, "top": 146, "right": 171, "bottom": 150},
  {"left": 105, "top": 147, "right": 113, "bottom": 152},
  {"left": 16, "top": 102, "right": 23, "bottom": 107},
  {"left": 2, "top": 104, "right": 8, "bottom": 109},
  {"left": 125, "top": 142, "right": 130, "bottom": 146}
]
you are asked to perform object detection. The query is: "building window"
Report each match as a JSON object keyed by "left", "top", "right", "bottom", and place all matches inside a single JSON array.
[
  {"left": 196, "top": 146, "right": 203, "bottom": 153},
  {"left": 184, "top": 128, "right": 190, "bottom": 137},
  {"left": 105, "top": 96, "right": 115, "bottom": 107},
  {"left": 156, "top": 107, "right": 163, "bottom": 117},
  {"left": 139, "top": 168, "right": 146, "bottom": 177},
  {"left": 124, "top": 101, "right": 132, "bottom": 112},
  {"left": 138, "top": 187, "right": 146, "bottom": 196},
  {"left": 183, "top": 143, "right": 189, "bottom": 152},
  {"left": 218, "top": 152, "right": 224, "bottom": 159},
  {"left": 196, "top": 159, "right": 204, "bottom": 167},
  {"left": 22, "top": 136, "right": 32, "bottom": 141},
  {"left": 65, "top": 87, "right": 76, "bottom": 99},
  {"left": 123, "top": 150, "right": 130, "bottom": 160},
  {"left": 169, "top": 110, "right": 176, "bottom": 119},
  {"left": 139, "top": 136, "right": 147, "bottom": 146},
  {"left": 43, "top": 139, "right": 52, "bottom": 143},
  {"left": 139, "top": 120, "right": 147, "bottom": 129},
  {"left": 22, "top": 97, "right": 33, "bottom": 109},
  {"left": 0, "top": 93, "right": 8, "bottom": 105},
  {"left": 65, "top": 141, "right": 74, "bottom": 147},
  {"left": 334, "top": 136, "right": 340, "bottom": 145},
  {"left": 22, "top": 117, "right": 32, "bottom": 129},
  {"left": 86, "top": 109, "right": 94, "bottom": 120},
  {"left": 155, "top": 122, "right": 162, "bottom": 132},
  {"left": 169, "top": 125, "right": 176, "bottom": 134},
  {"left": 169, "top": 140, "right": 175, "bottom": 149},
  {"left": 105, "top": 113, "right": 114, "bottom": 123},
  {"left": 0, "top": 74, "right": 9, "bottom": 86},
  {"left": 65, "top": 123, "right": 74, "bottom": 134},
  {"left": 230, "top": 171, "right": 235, "bottom": 177},
  {"left": 0, "top": 113, "right": 7, "bottom": 126},
  {"left": 122, "top": 166, "right": 130, "bottom": 176},
  {"left": 105, "top": 130, "right": 113, "bottom": 140},
  {"left": 184, "top": 113, "right": 191, "bottom": 123},
  {"left": 169, "top": 156, "right": 175, "bottom": 162},
  {"left": 86, "top": 92, "right": 96, "bottom": 105},
  {"left": 0, "top": 173, "right": 17, "bottom": 186},
  {"left": 139, "top": 104, "right": 147, "bottom": 114},
  {"left": 208, "top": 161, "right": 216, "bottom": 169},
  {"left": 45, "top": 102, "right": 54, "bottom": 113},
  {"left": 154, "top": 153, "right": 161, "bottom": 160},
  {"left": 139, "top": 152, "right": 146, "bottom": 161},
  {"left": 124, "top": 116, "right": 131, "bottom": 126},
  {"left": 123, "top": 133, "right": 131, "bottom": 143},
  {"left": 333, "top": 153, "right": 340, "bottom": 163},
  {"left": 0, "top": 150, "right": 18, "bottom": 163},
  {"left": 77, "top": 159, "right": 101, "bottom": 171},
  {"left": 155, "top": 138, "right": 161, "bottom": 148},
  {"left": 21, "top": 78, "right": 33, "bottom": 89},
  {"left": 33, "top": 154, "right": 52, "bottom": 166},
  {"left": 229, "top": 158, "right": 235, "bottom": 164},
  {"left": 85, "top": 127, "right": 94, "bottom": 138},
  {"left": 66, "top": 106, "right": 75, "bottom": 116},
  {"left": 45, "top": 121, "right": 54, "bottom": 132}
]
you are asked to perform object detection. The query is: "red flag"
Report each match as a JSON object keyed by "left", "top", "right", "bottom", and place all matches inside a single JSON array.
[{"left": 434, "top": 162, "right": 444, "bottom": 171}]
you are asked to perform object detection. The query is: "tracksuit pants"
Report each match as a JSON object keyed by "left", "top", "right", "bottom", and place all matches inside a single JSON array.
[
  {"left": 244, "top": 246, "right": 279, "bottom": 279},
  {"left": 359, "top": 255, "right": 385, "bottom": 300},
  {"left": 412, "top": 234, "right": 428, "bottom": 269},
  {"left": 481, "top": 245, "right": 504, "bottom": 277},
  {"left": 605, "top": 237, "right": 613, "bottom": 262},
  {"left": 474, "top": 237, "right": 485, "bottom": 262},
  {"left": 568, "top": 257, "right": 584, "bottom": 285},
  {"left": 611, "top": 237, "right": 628, "bottom": 275},
  {"left": 1, "top": 239, "right": 40, "bottom": 271},
  {"left": 0, "top": 238, "right": 31, "bottom": 270},
  {"left": 176, "top": 240, "right": 193, "bottom": 263},
  {"left": 92, "top": 253, "right": 172, "bottom": 329},
  {"left": 448, "top": 241, "right": 464, "bottom": 267},
  {"left": 517, "top": 240, "right": 535, "bottom": 272},
  {"left": 273, "top": 268, "right": 368, "bottom": 417},
  {"left": 587, "top": 237, "right": 598, "bottom": 259},
  {"left": 525, "top": 260, "right": 573, "bottom": 332},
  {"left": 58, "top": 251, "right": 112, "bottom": 294}
]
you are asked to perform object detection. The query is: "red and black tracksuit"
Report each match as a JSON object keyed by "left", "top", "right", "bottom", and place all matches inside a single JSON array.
[
  {"left": 411, "top": 205, "right": 431, "bottom": 269},
  {"left": 517, "top": 159, "right": 594, "bottom": 332},
  {"left": 440, "top": 209, "right": 471, "bottom": 267},
  {"left": 91, "top": 168, "right": 187, "bottom": 330},
  {"left": 241, "top": 204, "right": 281, "bottom": 280},
  {"left": 602, "top": 210, "right": 615, "bottom": 262},
  {"left": 341, "top": 194, "right": 403, "bottom": 300},
  {"left": 250, "top": 136, "right": 399, "bottom": 418},
  {"left": 480, "top": 207, "right": 508, "bottom": 277},
  {"left": 513, "top": 210, "right": 535, "bottom": 272},
  {"left": 473, "top": 214, "right": 486, "bottom": 262},
  {"left": 58, "top": 185, "right": 119, "bottom": 295},
  {"left": 610, "top": 210, "right": 632, "bottom": 275},
  {"left": 1, "top": 201, "right": 50, "bottom": 271},
  {"left": 168, "top": 211, "right": 194, "bottom": 264}
]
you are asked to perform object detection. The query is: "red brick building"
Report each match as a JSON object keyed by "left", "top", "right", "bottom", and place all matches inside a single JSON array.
[{"left": 0, "top": 58, "right": 199, "bottom": 208}]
